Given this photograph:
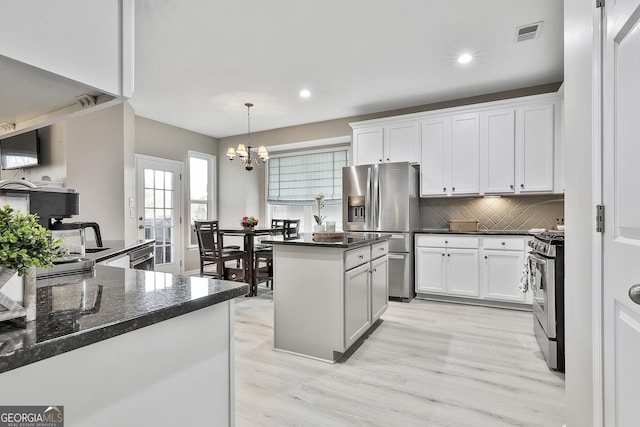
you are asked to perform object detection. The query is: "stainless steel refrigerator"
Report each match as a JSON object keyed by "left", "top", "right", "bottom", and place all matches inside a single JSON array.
[{"left": 342, "top": 162, "right": 419, "bottom": 301}]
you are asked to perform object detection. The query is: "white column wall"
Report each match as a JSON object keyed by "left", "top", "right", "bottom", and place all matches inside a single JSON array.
[
  {"left": 564, "top": 1, "right": 598, "bottom": 425},
  {"left": 65, "top": 103, "right": 130, "bottom": 240}
]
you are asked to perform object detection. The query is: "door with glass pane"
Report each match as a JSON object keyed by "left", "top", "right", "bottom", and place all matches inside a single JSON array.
[{"left": 136, "top": 155, "right": 183, "bottom": 274}]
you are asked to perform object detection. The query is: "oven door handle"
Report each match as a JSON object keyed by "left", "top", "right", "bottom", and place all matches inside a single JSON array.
[{"left": 527, "top": 252, "right": 547, "bottom": 290}]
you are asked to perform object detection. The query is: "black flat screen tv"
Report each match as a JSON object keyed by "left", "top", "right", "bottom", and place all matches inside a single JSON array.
[{"left": 0, "top": 130, "right": 40, "bottom": 170}]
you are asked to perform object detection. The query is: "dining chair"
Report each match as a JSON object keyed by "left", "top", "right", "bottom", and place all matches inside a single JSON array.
[
  {"left": 194, "top": 220, "right": 246, "bottom": 281},
  {"left": 283, "top": 219, "right": 300, "bottom": 239},
  {"left": 254, "top": 218, "right": 288, "bottom": 289}
]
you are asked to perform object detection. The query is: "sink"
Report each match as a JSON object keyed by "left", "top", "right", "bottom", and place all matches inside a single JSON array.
[{"left": 85, "top": 247, "right": 110, "bottom": 253}]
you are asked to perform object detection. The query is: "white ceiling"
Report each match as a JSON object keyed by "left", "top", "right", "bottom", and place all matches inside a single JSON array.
[
  {"left": 130, "top": 0, "right": 563, "bottom": 139},
  {"left": 0, "top": 1, "right": 563, "bottom": 140}
]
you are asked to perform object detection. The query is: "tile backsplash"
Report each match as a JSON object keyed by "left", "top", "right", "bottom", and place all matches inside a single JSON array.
[{"left": 420, "top": 195, "right": 565, "bottom": 231}]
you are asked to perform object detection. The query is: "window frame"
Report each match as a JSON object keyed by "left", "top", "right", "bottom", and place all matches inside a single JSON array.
[{"left": 187, "top": 150, "right": 216, "bottom": 248}]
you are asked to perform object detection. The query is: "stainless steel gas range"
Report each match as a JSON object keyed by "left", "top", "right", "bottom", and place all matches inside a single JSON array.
[{"left": 527, "top": 232, "right": 565, "bottom": 372}]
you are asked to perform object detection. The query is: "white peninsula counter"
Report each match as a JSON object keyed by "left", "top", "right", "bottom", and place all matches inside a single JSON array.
[{"left": 262, "top": 233, "right": 390, "bottom": 363}]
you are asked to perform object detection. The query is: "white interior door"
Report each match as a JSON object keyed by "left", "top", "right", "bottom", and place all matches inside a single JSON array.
[
  {"left": 136, "top": 155, "right": 183, "bottom": 274},
  {"left": 603, "top": 1, "right": 640, "bottom": 425}
]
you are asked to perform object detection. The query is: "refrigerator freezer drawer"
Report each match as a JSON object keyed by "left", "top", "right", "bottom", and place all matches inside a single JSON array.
[
  {"left": 388, "top": 252, "right": 414, "bottom": 301},
  {"left": 387, "top": 233, "right": 412, "bottom": 252}
]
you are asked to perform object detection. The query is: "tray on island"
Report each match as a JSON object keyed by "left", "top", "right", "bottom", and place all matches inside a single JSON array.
[{"left": 312, "top": 232, "right": 346, "bottom": 242}]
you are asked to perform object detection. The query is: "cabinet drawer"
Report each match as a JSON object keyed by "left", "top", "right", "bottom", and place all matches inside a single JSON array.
[
  {"left": 482, "top": 237, "right": 525, "bottom": 251},
  {"left": 371, "top": 241, "right": 389, "bottom": 258},
  {"left": 416, "top": 234, "right": 478, "bottom": 249},
  {"left": 345, "top": 246, "right": 371, "bottom": 270}
]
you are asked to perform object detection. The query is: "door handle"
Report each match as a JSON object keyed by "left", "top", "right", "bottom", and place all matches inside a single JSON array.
[
  {"left": 629, "top": 284, "right": 640, "bottom": 305},
  {"left": 138, "top": 225, "right": 144, "bottom": 229}
]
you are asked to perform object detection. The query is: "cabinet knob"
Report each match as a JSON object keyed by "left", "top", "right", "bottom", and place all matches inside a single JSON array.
[
  {"left": 452, "top": 187, "right": 456, "bottom": 192},
  {"left": 447, "top": 253, "right": 451, "bottom": 257},
  {"left": 445, "top": 240, "right": 448, "bottom": 244},
  {"left": 386, "top": 158, "right": 390, "bottom": 161},
  {"left": 443, "top": 187, "right": 446, "bottom": 192},
  {"left": 379, "top": 159, "right": 383, "bottom": 162},
  {"left": 509, "top": 185, "right": 514, "bottom": 190},
  {"left": 358, "top": 254, "right": 364, "bottom": 259},
  {"left": 501, "top": 242, "right": 506, "bottom": 246},
  {"left": 520, "top": 184, "right": 524, "bottom": 189},
  {"left": 442, "top": 253, "right": 445, "bottom": 257},
  {"left": 484, "top": 255, "right": 488, "bottom": 259}
]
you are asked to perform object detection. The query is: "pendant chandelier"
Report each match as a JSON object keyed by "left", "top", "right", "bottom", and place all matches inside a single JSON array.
[{"left": 226, "top": 103, "right": 269, "bottom": 171}]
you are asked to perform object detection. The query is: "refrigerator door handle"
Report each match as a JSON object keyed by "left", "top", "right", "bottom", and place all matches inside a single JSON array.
[
  {"left": 365, "top": 166, "right": 372, "bottom": 229},
  {"left": 372, "top": 164, "right": 380, "bottom": 230}
]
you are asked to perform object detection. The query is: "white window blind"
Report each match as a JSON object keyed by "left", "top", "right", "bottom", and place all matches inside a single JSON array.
[{"left": 267, "top": 150, "right": 347, "bottom": 205}]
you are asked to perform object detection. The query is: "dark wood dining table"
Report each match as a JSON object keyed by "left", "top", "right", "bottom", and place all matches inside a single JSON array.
[{"left": 219, "top": 227, "right": 276, "bottom": 297}]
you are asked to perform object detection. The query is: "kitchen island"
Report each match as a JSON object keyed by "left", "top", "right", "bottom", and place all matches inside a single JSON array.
[
  {"left": 262, "top": 233, "right": 390, "bottom": 363},
  {"left": 0, "top": 265, "right": 248, "bottom": 426}
]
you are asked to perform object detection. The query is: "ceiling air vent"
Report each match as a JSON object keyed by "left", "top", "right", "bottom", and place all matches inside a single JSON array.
[{"left": 516, "top": 21, "right": 542, "bottom": 42}]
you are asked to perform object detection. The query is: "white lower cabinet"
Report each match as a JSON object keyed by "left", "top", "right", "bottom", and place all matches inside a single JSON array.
[
  {"left": 481, "top": 250, "right": 526, "bottom": 302},
  {"left": 416, "top": 234, "right": 530, "bottom": 305},
  {"left": 371, "top": 254, "right": 389, "bottom": 321},
  {"left": 415, "top": 247, "right": 446, "bottom": 293},
  {"left": 344, "top": 243, "right": 389, "bottom": 348},
  {"left": 344, "top": 263, "right": 372, "bottom": 348},
  {"left": 480, "top": 236, "right": 532, "bottom": 303},
  {"left": 446, "top": 249, "right": 479, "bottom": 296},
  {"left": 415, "top": 235, "right": 478, "bottom": 297}
]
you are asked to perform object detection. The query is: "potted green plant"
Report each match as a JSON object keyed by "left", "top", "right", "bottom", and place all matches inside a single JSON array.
[{"left": 0, "top": 205, "right": 65, "bottom": 281}]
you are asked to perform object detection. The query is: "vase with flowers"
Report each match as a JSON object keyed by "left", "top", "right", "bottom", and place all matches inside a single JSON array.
[
  {"left": 241, "top": 216, "right": 258, "bottom": 229},
  {"left": 313, "top": 194, "right": 326, "bottom": 232}
]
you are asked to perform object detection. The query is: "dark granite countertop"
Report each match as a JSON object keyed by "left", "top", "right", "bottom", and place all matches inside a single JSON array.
[
  {"left": 417, "top": 229, "right": 534, "bottom": 236},
  {"left": 262, "top": 232, "right": 391, "bottom": 248},
  {"left": 0, "top": 266, "right": 249, "bottom": 374},
  {"left": 85, "top": 239, "right": 155, "bottom": 263}
]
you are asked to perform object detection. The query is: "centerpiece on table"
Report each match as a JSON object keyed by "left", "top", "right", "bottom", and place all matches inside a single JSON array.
[
  {"left": 241, "top": 216, "right": 258, "bottom": 229},
  {"left": 0, "top": 205, "right": 65, "bottom": 323},
  {"left": 313, "top": 193, "right": 326, "bottom": 232}
]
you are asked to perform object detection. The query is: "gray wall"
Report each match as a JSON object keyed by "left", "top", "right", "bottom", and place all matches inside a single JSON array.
[
  {"left": 135, "top": 116, "right": 219, "bottom": 273},
  {"left": 564, "top": 1, "right": 597, "bottom": 425},
  {"left": 65, "top": 102, "right": 134, "bottom": 242}
]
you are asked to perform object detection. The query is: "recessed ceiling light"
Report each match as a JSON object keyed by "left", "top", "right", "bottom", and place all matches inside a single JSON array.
[
  {"left": 299, "top": 89, "right": 311, "bottom": 98},
  {"left": 457, "top": 53, "right": 473, "bottom": 64}
]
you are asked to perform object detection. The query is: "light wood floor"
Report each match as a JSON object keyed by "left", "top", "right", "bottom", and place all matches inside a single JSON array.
[{"left": 234, "top": 289, "right": 565, "bottom": 427}]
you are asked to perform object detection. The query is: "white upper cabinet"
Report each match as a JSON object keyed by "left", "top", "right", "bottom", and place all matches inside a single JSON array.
[
  {"left": 353, "top": 127, "right": 385, "bottom": 165},
  {"left": 351, "top": 121, "right": 420, "bottom": 165},
  {"left": 0, "top": 0, "right": 134, "bottom": 133},
  {"left": 351, "top": 92, "right": 563, "bottom": 195},
  {"left": 0, "top": 0, "right": 134, "bottom": 98},
  {"left": 480, "top": 109, "right": 516, "bottom": 194},
  {"left": 420, "top": 117, "right": 450, "bottom": 196},
  {"left": 420, "top": 114, "right": 479, "bottom": 196},
  {"left": 450, "top": 113, "right": 480, "bottom": 195},
  {"left": 384, "top": 121, "right": 420, "bottom": 163},
  {"left": 516, "top": 103, "right": 555, "bottom": 193}
]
